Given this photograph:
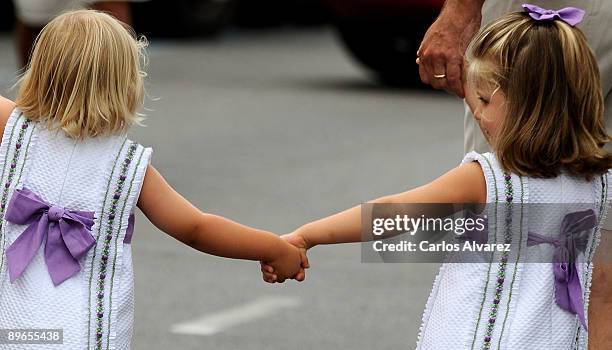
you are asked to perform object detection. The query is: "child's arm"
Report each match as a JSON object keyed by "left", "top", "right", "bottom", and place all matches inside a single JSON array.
[
  {"left": 293, "top": 161, "right": 486, "bottom": 248},
  {"left": 137, "top": 165, "right": 303, "bottom": 281},
  {"left": 261, "top": 162, "right": 486, "bottom": 281},
  {"left": 0, "top": 96, "right": 15, "bottom": 139}
]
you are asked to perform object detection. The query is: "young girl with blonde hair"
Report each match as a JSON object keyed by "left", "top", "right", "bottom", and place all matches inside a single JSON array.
[
  {"left": 263, "top": 4, "right": 612, "bottom": 349},
  {"left": 0, "top": 10, "right": 304, "bottom": 349}
]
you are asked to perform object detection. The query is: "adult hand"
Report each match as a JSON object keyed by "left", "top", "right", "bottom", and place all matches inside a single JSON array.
[{"left": 417, "top": 0, "right": 483, "bottom": 98}]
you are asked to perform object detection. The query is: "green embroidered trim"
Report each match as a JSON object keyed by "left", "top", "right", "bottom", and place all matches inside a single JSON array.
[
  {"left": 0, "top": 115, "right": 21, "bottom": 278},
  {"left": 106, "top": 146, "right": 144, "bottom": 350},
  {"left": 87, "top": 138, "right": 127, "bottom": 350},
  {"left": 0, "top": 114, "right": 20, "bottom": 197},
  {"left": 482, "top": 171, "right": 515, "bottom": 349},
  {"left": 0, "top": 117, "right": 32, "bottom": 277},
  {"left": 14, "top": 125, "right": 35, "bottom": 187},
  {"left": 93, "top": 141, "right": 137, "bottom": 350},
  {"left": 497, "top": 176, "right": 525, "bottom": 348},
  {"left": 470, "top": 155, "right": 499, "bottom": 350},
  {"left": 573, "top": 174, "right": 608, "bottom": 349}
]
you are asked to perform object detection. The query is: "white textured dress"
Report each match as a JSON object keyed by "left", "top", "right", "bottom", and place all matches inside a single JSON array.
[
  {"left": 0, "top": 109, "right": 152, "bottom": 349},
  {"left": 416, "top": 152, "right": 612, "bottom": 350}
]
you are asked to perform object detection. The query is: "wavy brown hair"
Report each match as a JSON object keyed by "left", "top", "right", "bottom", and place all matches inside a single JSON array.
[{"left": 465, "top": 12, "right": 611, "bottom": 179}]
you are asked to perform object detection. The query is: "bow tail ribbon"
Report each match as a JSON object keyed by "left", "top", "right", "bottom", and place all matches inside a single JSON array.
[
  {"left": 556, "top": 210, "right": 595, "bottom": 329},
  {"left": 46, "top": 219, "right": 95, "bottom": 286},
  {"left": 59, "top": 214, "right": 96, "bottom": 259},
  {"left": 527, "top": 209, "right": 596, "bottom": 330},
  {"left": 6, "top": 216, "right": 49, "bottom": 283},
  {"left": 554, "top": 262, "right": 587, "bottom": 329}
]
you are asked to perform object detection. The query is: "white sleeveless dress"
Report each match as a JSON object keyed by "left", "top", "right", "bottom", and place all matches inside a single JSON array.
[
  {"left": 0, "top": 109, "right": 152, "bottom": 349},
  {"left": 416, "top": 152, "right": 612, "bottom": 350}
]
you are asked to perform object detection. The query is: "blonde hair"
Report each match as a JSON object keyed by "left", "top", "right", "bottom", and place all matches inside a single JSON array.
[
  {"left": 15, "top": 10, "right": 147, "bottom": 139},
  {"left": 465, "top": 12, "right": 611, "bottom": 178}
]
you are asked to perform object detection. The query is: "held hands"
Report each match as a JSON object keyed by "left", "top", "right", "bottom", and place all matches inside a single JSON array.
[{"left": 261, "top": 231, "right": 310, "bottom": 283}]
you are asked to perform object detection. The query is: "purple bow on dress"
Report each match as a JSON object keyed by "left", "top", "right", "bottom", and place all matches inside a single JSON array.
[
  {"left": 522, "top": 4, "right": 586, "bottom": 27},
  {"left": 527, "top": 209, "right": 596, "bottom": 330},
  {"left": 5, "top": 188, "right": 96, "bottom": 286}
]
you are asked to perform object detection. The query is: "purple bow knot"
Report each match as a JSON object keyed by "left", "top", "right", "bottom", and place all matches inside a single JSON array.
[
  {"left": 522, "top": 4, "right": 586, "bottom": 27},
  {"left": 48, "top": 206, "right": 65, "bottom": 221},
  {"left": 527, "top": 209, "right": 596, "bottom": 330},
  {"left": 5, "top": 188, "right": 96, "bottom": 286}
]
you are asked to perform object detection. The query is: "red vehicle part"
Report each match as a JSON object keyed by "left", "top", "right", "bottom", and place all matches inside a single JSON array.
[{"left": 325, "top": 0, "right": 444, "bottom": 85}]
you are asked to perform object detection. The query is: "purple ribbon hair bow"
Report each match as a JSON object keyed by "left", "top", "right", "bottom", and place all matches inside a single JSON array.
[
  {"left": 5, "top": 188, "right": 96, "bottom": 286},
  {"left": 527, "top": 209, "right": 596, "bottom": 330},
  {"left": 522, "top": 3, "right": 586, "bottom": 27}
]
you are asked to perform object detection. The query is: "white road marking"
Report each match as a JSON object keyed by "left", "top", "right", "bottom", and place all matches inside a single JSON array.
[{"left": 170, "top": 296, "right": 301, "bottom": 336}]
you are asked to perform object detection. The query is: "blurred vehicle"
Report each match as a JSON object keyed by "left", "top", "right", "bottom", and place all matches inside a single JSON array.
[
  {"left": 0, "top": 1, "right": 235, "bottom": 36},
  {"left": 325, "top": 0, "right": 444, "bottom": 86},
  {"left": 132, "top": 0, "right": 328, "bottom": 37},
  {"left": 0, "top": 1, "right": 16, "bottom": 32},
  {"left": 234, "top": 0, "right": 328, "bottom": 27},
  {"left": 131, "top": 0, "right": 236, "bottom": 37}
]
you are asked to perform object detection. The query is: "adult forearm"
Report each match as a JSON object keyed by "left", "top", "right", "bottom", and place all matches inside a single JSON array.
[
  {"left": 589, "top": 295, "right": 612, "bottom": 348},
  {"left": 442, "top": 0, "right": 485, "bottom": 15},
  {"left": 438, "top": 0, "right": 484, "bottom": 29},
  {"left": 588, "top": 257, "right": 612, "bottom": 348},
  {"left": 588, "top": 278, "right": 612, "bottom": 348},
  {"left": 588, "top": 228, "right": 612, "bottom": 348},
  {"left": 190, "top": 213, "right": 285, "bottom": 262}
]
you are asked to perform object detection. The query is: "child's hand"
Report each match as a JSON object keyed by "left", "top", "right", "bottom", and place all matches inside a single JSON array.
[
  {"left": 262, "top": 240, "right": 304, "bottom": 283},
  {"left": 261, "top": 231, "right": 311, "bottom": 283}
]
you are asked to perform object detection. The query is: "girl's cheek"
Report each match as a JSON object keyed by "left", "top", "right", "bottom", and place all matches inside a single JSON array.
[{"left": 487, "top": 122, "right": 498, "bottom": 138}]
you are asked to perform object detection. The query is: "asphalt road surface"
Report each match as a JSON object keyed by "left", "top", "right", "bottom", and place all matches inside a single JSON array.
[{"left": 0, "top": 27, "right": 465, "bottom": 349}]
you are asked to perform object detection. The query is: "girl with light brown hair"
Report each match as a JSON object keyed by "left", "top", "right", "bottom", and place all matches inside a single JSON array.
[{"left": 263, "top": 5, "right": 612, "bottom": 349}]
